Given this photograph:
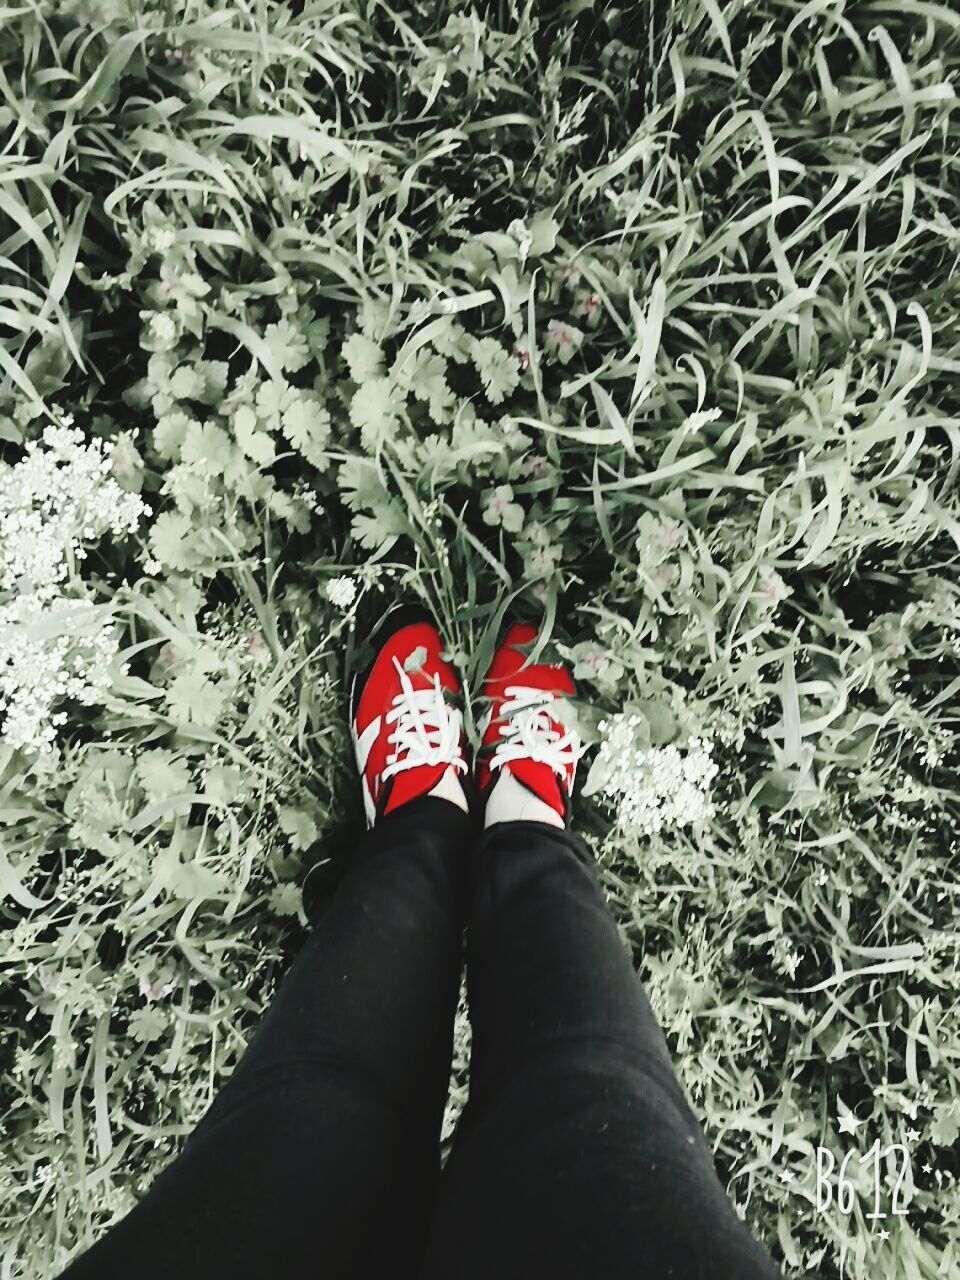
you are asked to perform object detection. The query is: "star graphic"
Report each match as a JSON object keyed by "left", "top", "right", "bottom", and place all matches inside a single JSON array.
[
  {"left": 878, "top": 1229, "right": 889, "bottom": 1241},
  {"left": 838, "top": 1111, "right": 862, "bottom": 1136},
  {"left": 780, "top": 1170, "right": 795, "bottom": 1184},
  {"left": 905, "top": 1128, "right": 920, "bottom": 1142},
  {"left": 922, "top": 1163, "right": 932, "bottom": 1174}
]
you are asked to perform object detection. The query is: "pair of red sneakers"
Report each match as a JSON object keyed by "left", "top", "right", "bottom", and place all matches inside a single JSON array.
[{"left": 350, "top": 607, "right": 582, "bottom": 827}]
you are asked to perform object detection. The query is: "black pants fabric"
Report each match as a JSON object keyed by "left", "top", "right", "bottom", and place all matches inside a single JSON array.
[{"left": 60, "top": 798, "right": 780, "bottom": 1279}]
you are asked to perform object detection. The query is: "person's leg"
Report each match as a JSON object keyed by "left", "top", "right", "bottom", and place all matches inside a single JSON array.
[
  {"left": 421, "top": 622, "right": 779, "bottom": 1279},
  {"left": 61, "top": 607, "right": 476, "bottom": 1280},
  {"left": 421, "top": 816, "right": 780, "bottom": 1279},
  {"left": 60, "top": 797, "right": 472, "bottom": 1280}
]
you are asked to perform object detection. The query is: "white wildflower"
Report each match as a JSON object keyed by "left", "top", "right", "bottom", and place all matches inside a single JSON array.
[
  {"left": 544, "top": 318, "right": 585, "bottom": 365},
  {"left": 325, "top": 576, "right": 358, "bottom": 610},
  {"left": 651, "top": 515, "right": 687, "bottom": 551},
  {"left": 524, "top": 520, "right": 552, "bottom": 548},
  {"left": 158, "top": 261, "right": 209, "bottom": 305},
  {"left": 292, "top": 481, "right": 320, "bottom": 512},
  {"left": 497, "top": 415, "right": 529, "bottom": 449},
  {"left": 650, "top": 562, "right": 676, "bottom": 591},
  {"left": 0, "top": 425, "right": 146, "bottom": 600},
  {"left": 574, "top": 290, "right": 603, "bottom": 328},
  {"left": 586, "top": 713, "right": 718, "bottom": 837},
  {"left": 635, "top": 511, "right": 687, "bottom": 573},
  {"left": 139, "top": 976, "right": 175, "bottom": 1002},
  {"left": 147, "top": 312, "right": 178, "bottom": 347},
  {"left": 523, "top": 543, "right": 561, "bottom": 581},
  {"left": 523, "top": 454, "right": 556, "bottom": 482},
  {"left": 772, "top": 935, "right": 803, "bottom": 980},
  {"left": 565, "top": 642, "right": 625, "bottom": 691},
  {"left": 143, "top": 226, "right": 176, "bottom": 254},
  {"left": 482, "top": 484, "right": 524, "bottom": 533},
  {"left": 507, "top": 217, "right": 533, "bottom": 264},
  {"left": 754, "top": 570, "right": 791, "bottom": 610},
  {"left": 0, "top": 594, "right": 122, "bottom": 755},
  {"left": 244, "top": 632, "right": 272, "bottom": 667},
  {"left": 0, "top": 425, "right": 146, "bottom": 754}
]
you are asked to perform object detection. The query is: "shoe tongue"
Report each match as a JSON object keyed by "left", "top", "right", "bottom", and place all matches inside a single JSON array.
[
  {"left": 509, "top": 758, "right": 566, "bottom": 820},
  {"left": 383, "top": 764, "right": 448, "bottom": 816}
]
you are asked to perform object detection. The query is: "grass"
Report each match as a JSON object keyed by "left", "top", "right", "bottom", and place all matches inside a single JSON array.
[{"left": 0, "top": 1, "right": 958, "bottom": 1275}]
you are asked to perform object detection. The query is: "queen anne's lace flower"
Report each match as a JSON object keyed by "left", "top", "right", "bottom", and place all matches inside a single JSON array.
[
  {"left": 0, "top": 425, "right": 147, "bottom": 754},
  {"left": 588, "top": 713, "right": 718, "bottom": 837},
  {"left": 147, "top": 312, "right": 178, "bottom": 347},
  {"left": 143, "top": 225, "right": 176, "bottom": 254},
  {"left": 325, "top": 576, "right": 358, "bottom": 610},
  {"left": 0, "top": 425, "right": 146, "bottom": 600},
  {"left": 0, "top": 594, "right": 121, "bottom": 754}
]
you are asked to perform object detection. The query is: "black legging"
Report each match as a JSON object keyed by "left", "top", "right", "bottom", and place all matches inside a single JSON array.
[{"left": 59, "top": 796, "right": 780, "bottom": 1279}]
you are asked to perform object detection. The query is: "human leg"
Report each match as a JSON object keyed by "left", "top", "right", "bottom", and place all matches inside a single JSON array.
[
  {"left": 421, "top": 623, "right": 779, "bottom": 1279},
  {"left": 61, "top": 608, "right": 474, "bottom": 1280}
]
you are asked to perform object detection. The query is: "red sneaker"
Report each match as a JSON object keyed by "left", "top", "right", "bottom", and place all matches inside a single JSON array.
[
  {"left": 476, "top": 622, "right": 583, "bottom": 824},
  {"left": 350, "top": 606, "right": 469, "bottom": 826}
]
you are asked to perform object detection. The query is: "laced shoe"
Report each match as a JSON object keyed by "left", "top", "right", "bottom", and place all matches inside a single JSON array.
[
  {"left": 350, "top": 606, "right": 469, "bottom": 827},
  {"left": 476, "top": 622, "right": 583, "bottom": 826}
]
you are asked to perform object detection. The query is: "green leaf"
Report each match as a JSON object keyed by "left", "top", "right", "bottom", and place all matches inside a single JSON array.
[
  {"left": 153, "top": 412, "right": 193, "bottom": 460},
  {"left": 167, "top": 860, "right": 228, "bottom": 902},
  {"left": 338, "top": 456, "right": 390, "bottom": 511},
  {"left": 352, "top": 504, "right": 408, "bottom": 550},
  {"left": 255, "top": 378, "right": 293, "bottom": 424},
  {"left": 279, "top": 805, "right": 318, "bottom": 850},
  {"left": 202, "top": 764, "right": 245, "bottom": 805},
  {"left": 264, "top": 318, "right": 310, "bottom": 372},
  {"left": 394, "top": 349, "right": 454, "bottom": 423},
  {"left": 470, "top": 337, "right": 520, "bottom": 405},
  {"left": 234, "top": 405, "right": 276, "bottom": 467},
  {"left": 180, "top": 420, "right": 233, "bottom": 475},
  {"left": 429, "top": 316, "right": 471, "bottom": 365},
  {"left": 931, "top": 1104, "right": 960, "bottom": 1147},
  {"left": 342, "top": 332, "right": 384, "bottom": 381},
  {"left": 166, "top": 671, "right": 227, "bottom": 728},
  {"left": 149, "top": 511, "right": 195, "bottom": 571},
  {"left": 269, "top": 882, "right": 303, "bottom": 916},
  {"left": 349, "top": 377, "right": 401, "bottom": 448},
  {"left": 128, "top": 1007, "right": 167, "bottom": 1046},
  {"left": 136, "top": 750, "right": 190, "bottom": 802},
  {"left": 169, "top": 365, "right": 206, "bottom": 401},
  {"left": 194, "top": 360, "right": 230, "bottom": 403},
  {"left": 281, "top": 397, "right": 331, "bottom": 464},
  {"left": 527, "top": 212, "right": 560, "bottom": 256}
]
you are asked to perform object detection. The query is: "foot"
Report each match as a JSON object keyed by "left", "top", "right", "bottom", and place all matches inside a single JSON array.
[
  {"left": 350, "top": 605, "right": 470, "bottom": 826},
  {"left": 476, "top": 622, "right": 583, "bottom": 828}
]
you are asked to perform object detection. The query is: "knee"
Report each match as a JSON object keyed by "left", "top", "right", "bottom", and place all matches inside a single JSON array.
[{"left": 191, "top": 1054, "right": 415, "bottom": 1155}]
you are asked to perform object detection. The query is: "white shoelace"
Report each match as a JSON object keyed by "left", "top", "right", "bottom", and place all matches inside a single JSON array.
[
  {"left": 489, "top": 685, "right": 583, "bottom": 778},
  {"left": 382, "top": 656, "right": 467, "bottom": 781}
]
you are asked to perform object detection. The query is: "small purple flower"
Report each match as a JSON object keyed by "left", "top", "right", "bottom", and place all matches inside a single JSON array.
[{"left": 139, "top": 976, "right": 175, "bottom": 1002}]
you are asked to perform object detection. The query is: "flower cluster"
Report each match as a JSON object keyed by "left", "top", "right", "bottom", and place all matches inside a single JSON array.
[
  {"left": 0, "top": 596, "right": 120, "bottom": 754},
  {"left": 588, "top": 713, "right": 718, "bottom": 836},
  {"left": 0, "top": 424, "right": 146, "bottom": 600},
  {"left": 325, "top": 575, "right": 358, "bottom": 610},
  {"left": 0, "top": 423, "right": 147, "bottom": 753}
]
